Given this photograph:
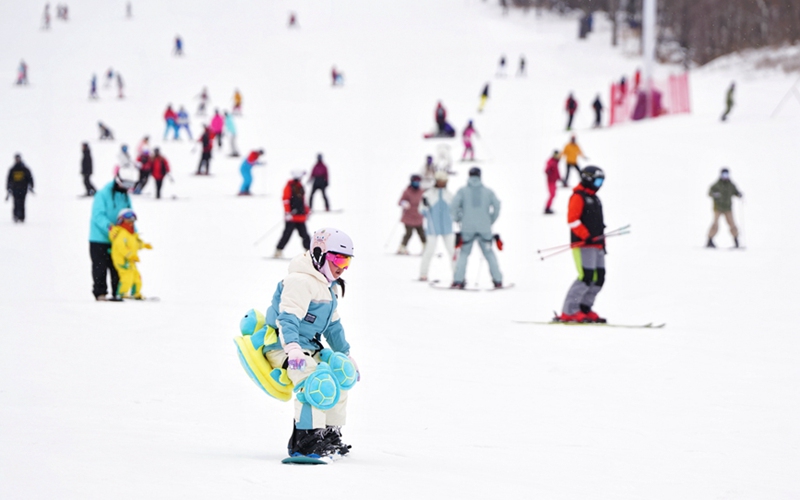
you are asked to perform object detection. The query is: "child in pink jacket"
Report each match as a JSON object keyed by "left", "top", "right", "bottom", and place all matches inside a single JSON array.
[
  {"left": 210, "top": 109, "right": 224, "bottom": 147},
  {"left": 462, "top": 120, "right": 479, "bottom": 161},
  {"left": 544, "top": 150, "right": 561, "bottom": 215}
]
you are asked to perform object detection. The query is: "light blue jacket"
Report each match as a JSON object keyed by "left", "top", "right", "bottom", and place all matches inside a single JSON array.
[
  {"left": 225, "top": 115, "right": 236, "bottom": 135},
  {"left": 264, "top": 253, "right": 350, "bottom": 355},
  {"left": 422, "top": 187, "right": 454, "bottom": 236},
  {"left": 89, "top": 181, "right": 132, "bottom": 243},
  {"left": 451, "top": 176, "right": 500, "bottom": 240}
]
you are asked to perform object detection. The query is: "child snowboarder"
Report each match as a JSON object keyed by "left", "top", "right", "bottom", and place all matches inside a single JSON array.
[
  {"left": 558, "top": 166, "right": 607, "bottom": 323},
  {"left": 109, "top": 208, "right": 152, "bottom": 299},
  {"left": 308, "top": 154, "right": 330, "bottom": 211},
  {"left": 461, "top": 120, "right": 479, "bottom": 161},
  {"left": 706, "top": 168, "right": 743, "bottom": 248},
  {"left": 262, "top": 227, "right": 358, "bottom": 459},
  {"left": 544, "top": 150, "right": 561, "bottom": 214},
  {"left": 238, "top": 149, "right": 264, "bottom": 196},
  {"left": 274, "top": 170, "right": 311, "bottom": 257},
  {"left": 397, "top": 174, "right": 426, "bottom": 255}
]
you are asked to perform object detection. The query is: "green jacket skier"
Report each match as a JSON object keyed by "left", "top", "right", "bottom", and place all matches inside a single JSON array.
[{"left": 707, "top": 168, "right": 742, "bottom": 248}]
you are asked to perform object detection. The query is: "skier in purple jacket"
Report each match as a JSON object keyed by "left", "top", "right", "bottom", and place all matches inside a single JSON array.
[{"left": 308, "top": 154, "right": 330, "bottom": 211}]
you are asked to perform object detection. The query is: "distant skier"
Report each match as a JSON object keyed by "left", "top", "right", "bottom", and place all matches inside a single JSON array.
[
  {"left": 89, "top": 74, "right": 98, "bottom": 99},
  {"left": 450, "top": 167, "right": 503, "bottom": 288},
  {"left": 561, "top": 135, "right": 587, "bottom": 187},
  {"left": 98, "top": 122, "right": 114, "bottom": 140},
  {"left": 331, "top": 66, "right": 344, "bottom": 86},
  {"left": 544, "top": 150, "right": 561, "bottom": 214},
  {"left": 163, "top": 105, "right": 178, "bottom": 140},
  {"left": 232, "top": 89, "right": 242, "bottom": 115},
  {"left": 308, "top": 154, "right": 330, "bottom": 211},
  {"left": 435, "top": 101, "right": 447, "bottom": 134},
  {"left": 592, "top": 95, "right": 603, "bottom": 128},
  {"left": 81, "top": 143, "right": 96, "bottom": 196},
  {"left": 288, "top": 12, "right": 298, "bottom": 27},
  {"left": 461, "top": 120, "right": 479, "bottom": 161},
  {"left": 126, "top": 1, "right": 131, "bottom": 18},
  {"left": 210, "top": 109, "right": 224, "bottom": 147},
  {"left": 274, "top": 170, "right": 311, "bottom": 258},
  {"left": 224, "top": 111, "right": 238, "bottom": 156},
  {"left": 109, "top": 208, "right": 152, "bottom": 299},
  {"left": 497, "top": 55, "right": 506, "bottom": 77},
  {"left": 174, "top": 35, "right": 183, "bottom": 56},
  {"left": 721, "top": 82, "right": 735, "bottom": 122},
  {"left": 633, "top": 68, "right": 641, "bottom": 92},
  {"left": 706, "top": 168, "right": 742, "bottom": 248},
  {"left": 42, "top": 3, "right": 50, "bottom": 29},
  {"left": 104, "top": 67, "right": 113, "bottom": 88},
  {"left": 420, "top": 155, "right": 437, "bottom": 191},
  {"left": 238, "top": 149, "right": 264, "bottom": 196},
  {"left": 176, "top": 106, "right": 192, "bottom": 140},
  {"left": 89, "top": 169, "right": 134, "bottom": 301},
  {"left": 478, "top": 83, "right": 489, "bottom": 113},
  {"left": 16, "top": 60, "right": 28, "bottom": 85},
  {"left": 116, "top": 73, "right": 124, "bottom": 99},
  {"left": 261, "top": 227, "right": 358, "bottom": 459},
  {"left": 565, "top": 93, "right": 577, "bottom": 131},
  {"left": 117, "top": 144, "right": 137, "bottom": 175},
  {"left": 133, "top": 137, "right": 151, "bottom": 194},
  {"left": 419, "top": 171, "right": 455, "bottom": 282},
  {"left": 397, "top": 174, "right": 426, "bottom": 255},
  {"left": 148, "top": 148, "right": 170, "bottom": 199},
  {"left": 6, "top": 153, "right": 34, "bottom": 223},
  {"left": 518, "top": 55, "right": 526, "bottom": 76},
  {"left": 197, "top": 125, "right": 213, "bottom": 175},
  {"left": 557, "top": 166, "right": 607, "bottom": 323},
  {"left": 196, "top": 87, "right": 209, "bottom": 116}
]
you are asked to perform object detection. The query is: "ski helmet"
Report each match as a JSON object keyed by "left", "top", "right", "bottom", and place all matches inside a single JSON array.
[
  {"left": 580, "top": 165, "right": 605, "bottom": 190},
  {"left": 469, "top": 166, "right": 481, "bottom": 177},
  {"left": 410, "top": 174, "right": 422, "bottom": 182},
  {"left": 113, "top": 166, "right": 136, "bottom": 191},
  {"left": 117, "top": 208, "right": 136, "bottom": 223},
  {"left": 311, "top": 227, "right": 354, "bottom": 266}
]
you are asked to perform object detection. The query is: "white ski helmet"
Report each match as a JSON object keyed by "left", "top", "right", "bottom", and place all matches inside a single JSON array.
[{"left": 311, "top": 227, "right": 354, "bottom": 270}]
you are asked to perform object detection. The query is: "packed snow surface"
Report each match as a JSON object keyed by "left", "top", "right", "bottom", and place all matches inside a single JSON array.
[{"left": 1, "top": 0, "right": 799, "bottom": 498}]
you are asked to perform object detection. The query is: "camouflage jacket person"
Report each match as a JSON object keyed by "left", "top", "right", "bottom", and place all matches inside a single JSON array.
[{"left": 709, "top": 178, "right": 741, "bottom": 212}]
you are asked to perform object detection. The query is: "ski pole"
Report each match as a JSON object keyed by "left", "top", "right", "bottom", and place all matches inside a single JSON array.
[
  {"left": 384, "top": 221, "right": 401, "bottom": 249},
  {"left": 536, "top": 224, "right": 630, "bottom": 254},
  {"left": 253, "top": 220, "right": 283, "bottom": 246},
  {"left": 539, "top": 231, "right": 630, "bottom": 261}
]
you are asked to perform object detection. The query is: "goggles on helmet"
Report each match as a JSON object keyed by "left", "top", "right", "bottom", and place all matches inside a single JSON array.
[
  {"left": 593, "top": 177, "right": 604, "bottom": 188},
  {"left": 325, "top": 252, "right": 352, "bottom": 270},
  {"left": 118, "top": 210, "right": 137, "bottom": 222}
]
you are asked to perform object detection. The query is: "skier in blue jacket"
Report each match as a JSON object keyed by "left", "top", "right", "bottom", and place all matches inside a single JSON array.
[
  {"left": 238, "top": 150, "right": 264, "bottom": 195},
  {"left": 89, "top": 169, "right": 133, "bottom": 300},
  {"left": 450, "top": 167, "right": 503, "bottom": 288}
]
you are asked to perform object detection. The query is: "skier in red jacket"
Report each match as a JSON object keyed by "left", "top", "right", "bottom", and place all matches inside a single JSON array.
[
  {"left": 274, "top": 170, "right": 310, "bottom": 258},
  {"left": 148, "top": 148, "right": 170, "bottom": 199},
  {"left": 544, "top": 150, "right": 561, "bottom": 214}
]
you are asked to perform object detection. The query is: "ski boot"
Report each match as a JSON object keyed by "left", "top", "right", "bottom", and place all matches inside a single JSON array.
[
  {"left": 287, "top": 425, "right": 338, "bottom": 458},
  {"left": 706, "top": 238, "right": 716, "bottom": 248},
  {"left": 580, "top": 305, "right": 606, "bottom": 323},
  {"left": 556, "top": 311, "right": 590, "bottom": 323},
  {"left": 450, "top": 281, "right": 465, "bottom": 289},
  {"left": 544, "top": 208, "right": 554, "bottom": 215},
  {"left": 397, "top": 245, "right": 409, "bottom": 255},
  {"left": 493, "top": 281, "right": 503, "bottom": 289},
  {"left": 273, "top": 249, "right": 283, "bottom": 258},
  {"left": 321, "top": 426, "right": 351, "bottom": 456},
  {"left": 734, "top": 237, "right": 739, "bottom": 248}
]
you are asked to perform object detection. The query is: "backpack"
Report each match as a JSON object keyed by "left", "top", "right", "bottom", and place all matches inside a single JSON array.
[{"left": 289, "top": 182, "right": 305, "bottom": 214}]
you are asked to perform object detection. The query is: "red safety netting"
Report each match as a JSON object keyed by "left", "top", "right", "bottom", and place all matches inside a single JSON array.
[{"left": 609, "top": 72, "right": 691, "bottom": 126}]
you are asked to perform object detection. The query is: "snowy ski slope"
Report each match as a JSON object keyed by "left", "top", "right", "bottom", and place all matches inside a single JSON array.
[{"left": 1, "top": 0, "right": 799, "bottom": 498}]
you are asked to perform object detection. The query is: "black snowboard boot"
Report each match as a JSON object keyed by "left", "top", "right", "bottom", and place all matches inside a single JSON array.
[
  {"left": 321, "top": 426, "right": 351, "bottom": 455},
  {"left": 287, "top": 424, "right": 337, "bottom": 458},
  {"left": 706, "top": 238, "right": 716, "bottom": 248}
]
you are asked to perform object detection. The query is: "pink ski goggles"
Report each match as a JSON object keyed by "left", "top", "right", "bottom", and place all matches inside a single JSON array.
[{"left": 326, "top": 252, "right": 352, "bottom": 270}]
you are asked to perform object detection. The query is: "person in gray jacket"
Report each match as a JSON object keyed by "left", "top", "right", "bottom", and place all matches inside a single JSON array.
[{"left": 450, "top": 167, "right": 503, "bottom": 288}]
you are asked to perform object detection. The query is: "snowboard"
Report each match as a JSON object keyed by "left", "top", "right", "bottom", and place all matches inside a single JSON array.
[
  {"left": 514, "top": 319, "right": 665, "bottom": 329},
  {"left": 281, "top": 456, "right": 329, "bottom": 465}
]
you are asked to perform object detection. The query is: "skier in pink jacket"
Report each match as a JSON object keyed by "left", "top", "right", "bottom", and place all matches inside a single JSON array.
[
  {"left": 210, "top": 109, "right": 224, "bottom": 147},
  {"left": 462, "top": 120, "right": 479, "bottom": 161}
]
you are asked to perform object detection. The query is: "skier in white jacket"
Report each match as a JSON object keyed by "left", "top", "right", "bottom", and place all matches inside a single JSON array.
[{"left": 419, "top": 171, "right": 456, "bottom": 281}]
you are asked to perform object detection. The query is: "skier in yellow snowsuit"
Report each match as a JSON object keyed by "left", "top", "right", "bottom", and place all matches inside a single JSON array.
[{"left": 109, "top": 208, "right": 152, "bottom": 299}]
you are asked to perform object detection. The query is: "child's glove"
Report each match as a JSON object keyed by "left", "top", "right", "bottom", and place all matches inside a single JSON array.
[
  {"left": 143, "top": 243, "right": 153, "bottom": 249},
  {"left": 284, "top": 343, "right": 306, "bottom": 371},
  {"left": 348, "top": 355, "right": 361, "bottom": 382}
]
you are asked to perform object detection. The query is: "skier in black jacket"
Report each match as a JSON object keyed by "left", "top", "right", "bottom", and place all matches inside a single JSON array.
[
  {"left": 6, "top": 153, "right": 34, "bottom": 223},
  {"left": 81, "top": 143, "right": 96, "bottom": 196}
]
